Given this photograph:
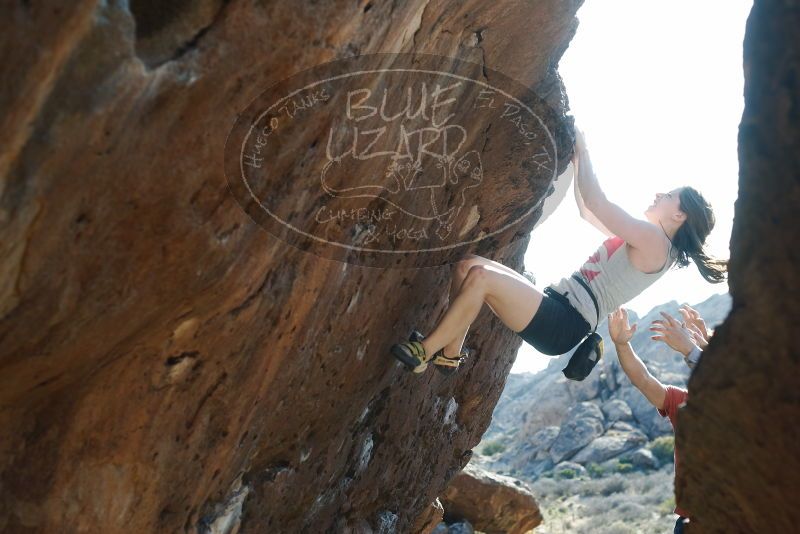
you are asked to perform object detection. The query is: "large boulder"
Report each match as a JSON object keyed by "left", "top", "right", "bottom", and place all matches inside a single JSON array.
[
  {"left": 553, "top": 461, "right": 587, "bottom": 479},
  {"left": 412, "top": 499, "right": 445, "bottom": 534},
  {"left": 527, "top": 458, "right": 555, "bottom": 479},
  {"left": 569, "top": 401, "right": 605, "bottom": 424},
  {"left": 616, "top": 386, "right": 674, "bottom": 438},
  {"left": 529, "top": 426, "right": 561, "bottom": 456},
  {"left": 0, "top": 1, "right": 582, "bottom": 532},
  {"left": 601, "top": 399, "right": 633, "bottom": 423},
  {"left": 440, "top": 464, "right": 542, "bottom": 534},
  {"left": 493, "top": 359, "right": 606, "bottom": 445},
  {"left": 510, "top": 425, "right": 560, "bottom": 472},
  {"left": 549, "top": 416, "right": 604, "bottom": 463},
  {"left": 532, "top": 425, "right": 560, "bottom": 447},
  {"left": 679, "top": 3, "right": 800, "bottom": 531},
  {"left": 571, "top": 427, "right": 648, "bottom": 465},
  {"left": 609, "top": 421, "right": 637, "bottom": 433},
  {"left": 625, "top": 448, "right": 659, "bottom": 470}
]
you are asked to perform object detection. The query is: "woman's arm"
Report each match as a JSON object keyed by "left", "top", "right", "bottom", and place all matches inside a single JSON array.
[
  {"left": 573, "top": 131, "right": 665, "bottom": 254},
  {"left": 573, "top": 158, "right": 614, "bottom": 237}
]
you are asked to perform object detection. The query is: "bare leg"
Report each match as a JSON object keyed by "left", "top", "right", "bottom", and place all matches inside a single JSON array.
[
  {"left": 440, "top": 264, "right": 470, "bottom": 358},
  {"left": 421, "top": 261, "right": 545, "bottom": 359},
  {"left": 441, "top": 254, "right": 535, "bottom": 357}
]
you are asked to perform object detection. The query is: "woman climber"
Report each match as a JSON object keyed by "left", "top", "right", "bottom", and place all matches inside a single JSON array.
[{"left": 390, "top": 129, "right": 727, "bottom": 376}]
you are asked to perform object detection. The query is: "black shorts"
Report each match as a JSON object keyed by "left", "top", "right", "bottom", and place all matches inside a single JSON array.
[{"left": 515, "top": 286, "right": 591, "bottom": 356}]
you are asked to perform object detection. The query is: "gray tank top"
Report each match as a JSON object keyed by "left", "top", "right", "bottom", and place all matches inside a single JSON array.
[{"left": 549, "top": 236, "right": 676, "bottom": 330}]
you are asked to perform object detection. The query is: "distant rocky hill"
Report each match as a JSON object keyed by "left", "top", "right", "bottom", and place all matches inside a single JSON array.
[{"left": 476, "top": 293, "right": 732, "bottom": 480}]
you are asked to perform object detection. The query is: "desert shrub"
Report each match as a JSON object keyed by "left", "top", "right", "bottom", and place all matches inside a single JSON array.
[
  {"left": 556, "top": 468, "right": 577, "bottom": 480},
  {"left": 587, "top": 462, "right": 606, "bottom": 478},
  {"left": 593, "top": 520, "right": 638, "bottom": 534},
  {"left": 638, "top": 475, "right": 655, "bottom": 492},
  {"left": 616, "top": 462, "right": 634, "bottom": 474},
  {"left": 533, "top": 470, "right": 678, "bottom": 534},
  {"left": 549, "top": 483, "right": 568, "bottom": 498},
  {"left": 615, "top": 458, "right": 635, "bottom": 474},
  {"left": 649, "top": 436, "right": 675, "bottom": 464},
  {"left": 600, "top": 475, "right": 627, "bottom": 496},
  {"left": 615, "top": 501, "right": 647, "bottom": 521},
  {"left": 481, "top": 439, "right": 506, "bottom": 456},
  {"left": 531, "top": 477, "right": 558, "bottom": 498}
]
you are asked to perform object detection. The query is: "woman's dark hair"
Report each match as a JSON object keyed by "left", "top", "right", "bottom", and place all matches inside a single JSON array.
[{"left": 672, "top": 186, "right": 728, "bottom": 283}]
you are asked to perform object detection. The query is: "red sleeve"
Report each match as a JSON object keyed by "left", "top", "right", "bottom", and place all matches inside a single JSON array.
[{"left": 657, "top": 385, "right": 689, "bottom": 418}]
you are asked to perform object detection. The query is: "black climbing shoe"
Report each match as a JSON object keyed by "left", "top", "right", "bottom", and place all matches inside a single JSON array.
[
  {"left": 390, "top": 340, "right": 431, "bottom": 374},
  {"left": 409, "top": 329, "right": 425, "bottom": 344},
  {"left": 408, "top": 329, "right": 469, "bottom": 375}
]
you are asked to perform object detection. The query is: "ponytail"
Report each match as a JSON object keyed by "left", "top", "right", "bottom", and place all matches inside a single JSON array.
[{"left": 673, "top": 187, "right": 728, "bottom": 284}]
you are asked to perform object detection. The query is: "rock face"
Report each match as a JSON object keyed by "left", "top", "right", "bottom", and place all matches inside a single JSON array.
[
  {"left": 440, "top": 464, "right": 542, "bottom": 534},
  {"left": 0, "top": 1, "right": 582, "bottom": 532},
  {"left": 482, "top": 294, "right": 731, "bottom": 479},
  {"left": 548, "top": 404, "right": 605, "bottom": 463},
  {"left": 412, "top": 499, "right": 445, "bottom": 534},
  {"left": 678, "top": 3, "right": 800, "bottom": 532},
  {"left": 571, "top": 425, "right": 647, "bottom": 464},
  {"left": 601, "top": 399, "right": 633, "bottom": 423},
  {"left": 627, "top": 448, "right": 658, "bottom": 470}
]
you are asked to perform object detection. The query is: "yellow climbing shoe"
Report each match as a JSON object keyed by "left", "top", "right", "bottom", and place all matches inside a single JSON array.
[
  {"left": 408, "top": 329, "right": 469, "bottom": 375},
  {"left": 390, "top": 340, "right": 432, "bottom": 373}
]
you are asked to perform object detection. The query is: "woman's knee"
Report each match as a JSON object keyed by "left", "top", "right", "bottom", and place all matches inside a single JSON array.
[
  {"left": 461, "top": 264, "right": 490, "bottom": 291},
  {"left": 455, "top": 255, "right": 486, "bottom": 279}
]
